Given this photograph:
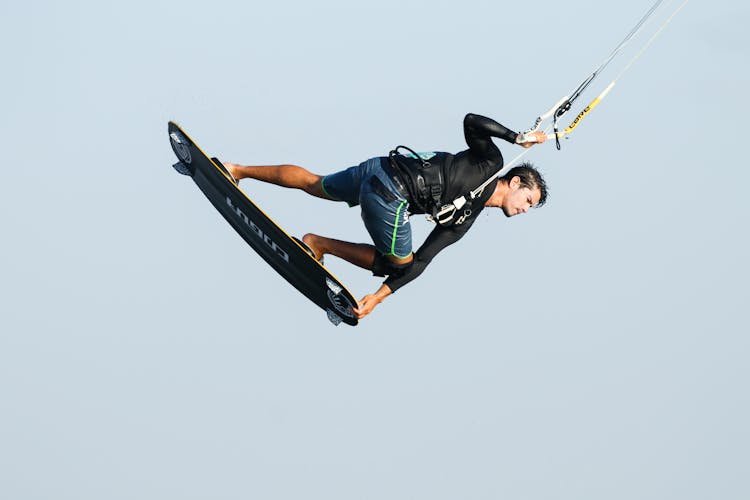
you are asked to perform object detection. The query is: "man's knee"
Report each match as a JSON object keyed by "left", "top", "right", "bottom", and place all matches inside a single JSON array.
[{"left": 372, "top": 253, "right": 413, "bottom": 278}]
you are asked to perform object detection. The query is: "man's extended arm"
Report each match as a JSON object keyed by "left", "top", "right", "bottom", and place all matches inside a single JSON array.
[
  {"left": 353, "top": 224, "right": 471, "bottom": 319},
  {"left": 463, "top": 113, "right": 518, "bottom": 158},
  {"left": 385, "top": 223, "right": 472, "bottom": 292},
  {"left": 464, "top": 113, "right": 546, "bottom": 155}
]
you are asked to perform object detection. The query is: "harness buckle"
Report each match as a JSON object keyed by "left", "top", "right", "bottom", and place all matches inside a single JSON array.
[
  {"left": 430, "top": 204, "right": 456, "bottom": 225},
  {"left": 455, "top": 208, "right": 472, "bottom": 225}
]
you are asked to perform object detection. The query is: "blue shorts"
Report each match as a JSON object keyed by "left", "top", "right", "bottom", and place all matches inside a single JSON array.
[{"left": 321, "top": 157, "right": 412, "bottom": 258}]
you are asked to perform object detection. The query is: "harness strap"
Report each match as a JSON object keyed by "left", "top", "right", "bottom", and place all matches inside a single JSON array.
[{"left": 388, "top": 146, "right": 445, "bottom": 216}]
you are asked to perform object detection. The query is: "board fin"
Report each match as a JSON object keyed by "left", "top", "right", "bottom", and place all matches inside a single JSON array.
[
  {"left": 326, "top": 309, "right": 343, "bottom": 326},
  {"left": 172, "top": 161, "right": 192, "bottom": 176}
]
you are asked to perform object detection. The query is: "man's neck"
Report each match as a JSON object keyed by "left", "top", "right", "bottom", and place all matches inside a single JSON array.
[{"left": 485, "top": 181, "right": 509, "bottom": 208}]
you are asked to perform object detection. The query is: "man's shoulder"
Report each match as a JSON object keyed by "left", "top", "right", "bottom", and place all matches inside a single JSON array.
[{"left": 449, "top": 148, "right": 503, "bottom": 177}]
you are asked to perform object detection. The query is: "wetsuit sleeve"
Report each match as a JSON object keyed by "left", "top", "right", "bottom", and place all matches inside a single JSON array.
[
  {"left": 384, "top": 220, "right": 475, "bottom": 293},
  {"left": 463, "top": 113, "right": 519, "bottom": 159}
]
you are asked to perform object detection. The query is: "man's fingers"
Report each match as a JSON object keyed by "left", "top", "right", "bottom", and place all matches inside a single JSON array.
[
  {"left": 521, "top": 132, "right": 547, "bottom": 148},
  {"left": 353, "top": 304, "right": 369, "bottom": 319},
  {"left": 354, "top": 295, "right": 378, "bottom": 319}
]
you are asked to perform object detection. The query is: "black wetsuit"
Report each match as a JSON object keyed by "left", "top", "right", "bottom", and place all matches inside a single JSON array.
[{"left": 385, "top": 113, "right": 519, "bottom": 292}]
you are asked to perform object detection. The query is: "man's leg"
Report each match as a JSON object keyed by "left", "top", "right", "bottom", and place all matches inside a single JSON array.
[
  {"left": 302, "top": 234, "right": 413, "bottom": 271},
  {"left": 223, "top": 162, "right": 332, "bottom": 200}
]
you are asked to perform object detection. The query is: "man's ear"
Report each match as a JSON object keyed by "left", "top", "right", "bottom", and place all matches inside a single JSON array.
[{"left": 510, "top": 175, "right": 521, "bottom": 190}]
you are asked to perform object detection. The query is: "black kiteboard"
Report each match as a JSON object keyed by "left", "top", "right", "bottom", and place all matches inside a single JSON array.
[{"left": 168, "top": 121, "right": 358, "bottom": 326}]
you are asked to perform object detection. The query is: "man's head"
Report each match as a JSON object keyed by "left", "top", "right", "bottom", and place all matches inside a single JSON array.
[{"left": 495, "top": 162, "right": 548, "bottom": 217}]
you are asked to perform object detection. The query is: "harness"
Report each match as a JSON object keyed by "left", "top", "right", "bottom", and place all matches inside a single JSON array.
[
  {"left": 388, "top": 146, "right": 457, "bottom": 226},
  {"left": 388, "top": 146, "right": 486, "bottom": 227}
]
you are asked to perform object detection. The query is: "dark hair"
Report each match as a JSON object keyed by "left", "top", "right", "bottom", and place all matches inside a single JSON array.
[{"left": 499, "top": 161, "right": 548, "bottom": 207}]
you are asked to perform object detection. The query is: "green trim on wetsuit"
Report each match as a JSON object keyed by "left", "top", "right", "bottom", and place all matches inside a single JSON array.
[
  {"left": 320, "top": 177, "right": 334, "bottom": 199},
  {"left": 386, "top": 200, "right": 411, "bottom": 259}
]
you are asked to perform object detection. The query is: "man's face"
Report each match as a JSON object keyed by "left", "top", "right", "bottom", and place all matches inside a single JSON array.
[{"left": 502, "top": 180, "right": 541, "bottom": 217}]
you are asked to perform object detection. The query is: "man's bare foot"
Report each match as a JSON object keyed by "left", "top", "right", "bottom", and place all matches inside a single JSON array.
[
  {"left": 301, "top": 233, "right": 325, "bottom": 263},
  {"left": 222, "top": 162, "right": 241, "bottom": 183}
]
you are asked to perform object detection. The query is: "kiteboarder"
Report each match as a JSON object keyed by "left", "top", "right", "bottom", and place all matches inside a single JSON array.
[{"left": 224, "top": 113, "right": 548, "bottom": 319}]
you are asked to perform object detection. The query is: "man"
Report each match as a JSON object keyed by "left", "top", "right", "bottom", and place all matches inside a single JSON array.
[{"left": 224, "top": 113, "right": 548, "bottom": 320}]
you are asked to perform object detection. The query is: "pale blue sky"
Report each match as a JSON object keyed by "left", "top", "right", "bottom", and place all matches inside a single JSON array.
[{"left": 1, "top": 1, "right": 748, "bottom": 499}]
